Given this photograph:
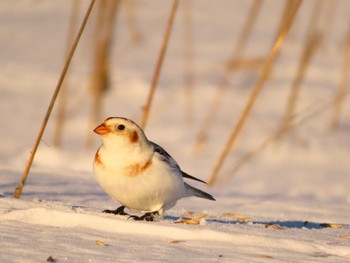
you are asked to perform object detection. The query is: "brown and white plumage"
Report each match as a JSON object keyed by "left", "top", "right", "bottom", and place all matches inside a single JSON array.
[{"left": 93, "top": 117, "right": 215, "bottom": 220}]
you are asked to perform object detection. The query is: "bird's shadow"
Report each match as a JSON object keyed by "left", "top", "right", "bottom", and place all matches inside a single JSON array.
[
  {"left": 164, "top": 215, "right": 348, "bottom": 230},
  {"left": 253, "top": 220, "right": 329, "bottom": 230}
]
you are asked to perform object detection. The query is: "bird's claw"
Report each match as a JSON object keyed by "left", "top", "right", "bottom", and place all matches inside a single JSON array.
[
  {"left": 103, "top": 206, "right": 159, "bottom": 222},
  {"left": 128, "top": 211, "right": 159, "bottom": 222},
  {"left": 103, "top": 206, "right": 129, "bottom": 216},
  {"left": 128, "top": 215, "right": 153, "bottom": 221}
]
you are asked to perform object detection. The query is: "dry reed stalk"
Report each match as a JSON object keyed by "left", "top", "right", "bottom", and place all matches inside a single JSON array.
[
  {"left": 13, "top": 0, "right": 96, "bottom": 199},
  {"left": 87, "top": 0, "right": 119, "bottom": 147},
  {"left": 182, "top": 0, "right": 195, "bottom": 123},
  {"left": 330, "top": 33, "right": 350, "bottom": 129},
  {"left": 226, "top": 57, "right": 265, "bottom": 70},
  {"left": 140, "top": 0, "right": 179, "bottom": 129},
  {"left": 111, "top": 12, "right": 168, "bottom": 60},
  {"left": 273, "top": 0, "right": 294, "bottom": 41},
  {"left": 86, "top": 1, "right": 107, "bottom": 147},
  {"left": 322, "top": 0, "right": 338, "bottom": 44},
  {"left": 279, "top": 0, "right": 323, "bottom": 133},
  {"left": 124, "top": 0, "right": 142, "bottom": 43},
  {"left": 227, "top": 0, "right": 264, "bottom": 65},
  {"left": 54, "top": 0, "right": 80, "bottom": 147},
  {"left": 207, "top": 0, "right": 302, "bottom": 186},
  {"left": 220, "top": 97, "right": 336, "bottom": 183},
  {"left": 279, "top": 32, "right": 322, "bottom": 133},
  {"left": 304, "top": 0, "right": 323, "bottom": 39},
  {"left": 193, "top": 0, "right": 263, "bottom": 153}
]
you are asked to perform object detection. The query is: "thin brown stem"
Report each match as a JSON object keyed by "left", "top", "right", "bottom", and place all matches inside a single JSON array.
[
  {"left": 87, "top": 0, "right": 120, "bottom": 148},
  {"left": 182, "top": 0, "right": 195, "bottom": 123},
  {"left": 279, "top": 0, "right": 323, "bottom": 133},
  {"left": 228, "top": 0, "right": 264, "bottom": 64},
  {"left": 13, "top": 0, "right": 96, "bottom": 199},
  {"left": 140, "top": 0, "right": 179, "bottom": 129},
  {"left": 193, "top": 0, "right": 263, "bottom": 153},
  {"left": 221, "top": 97, "right": 336, "bottom": 184},
  {"left": 331, "top": 31, "right": 350, "bottom": 129},
  {"left": 54, "top": 0, "right": 80, "bottom": 147},
  {"left": 323, "top": 0, "right": 338, "bottom": 44},
  {"left": 304, "top": 0, "right": 323, "bottom": 39},
  {"left": 124, "top": 0, "right": 142, "bottom": 43},
  {"left": 207, "top": 0, "right": 302, "bottom": 186},
  {"left": 279, "top": 32, "right": 322, "bottom": 132}
]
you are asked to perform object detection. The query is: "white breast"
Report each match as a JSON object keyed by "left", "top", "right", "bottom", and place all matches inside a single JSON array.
[{"left": 93, "top": 147, "right": 186, "bottom": 213}]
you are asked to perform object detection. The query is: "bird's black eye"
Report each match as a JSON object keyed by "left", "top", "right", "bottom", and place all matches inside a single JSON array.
[{"left": 117, "top": 124, "right": 125, "bottom": 131}]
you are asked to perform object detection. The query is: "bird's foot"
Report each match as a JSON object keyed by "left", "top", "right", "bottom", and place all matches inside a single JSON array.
[
  {"left": 103, "top": 205, "right": 129, "bottom": 216},
  {"left": 128, "top": 211, "right": 159, "bottom": 222}
]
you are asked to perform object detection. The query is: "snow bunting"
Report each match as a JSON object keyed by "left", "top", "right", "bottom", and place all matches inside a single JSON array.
[{"left": 93, "top": 117, "right": 215, "bottom": 221}]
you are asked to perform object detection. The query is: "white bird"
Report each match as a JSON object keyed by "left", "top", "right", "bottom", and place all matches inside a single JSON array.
[{"left": 93, "top": 117, "right": 215, "bottom": 221}]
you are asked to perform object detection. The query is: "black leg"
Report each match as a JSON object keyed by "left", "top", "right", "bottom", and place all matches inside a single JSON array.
[
  {"left": 128, "top": 211, "right": 159, "bottom": 222},
  {"left": 103, "top": 205, "right": 129, "bottom": 216}
]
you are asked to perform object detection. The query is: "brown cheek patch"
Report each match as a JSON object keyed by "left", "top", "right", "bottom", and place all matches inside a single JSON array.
[
  {"left": 126, "top": 159, "right": 152, "bottom": 177},
  {"left": 94, "top": 151, "right": 105, "bottom": 169},
  {"left": 129, "top": 131, "right": 139, "bottom": 143}
]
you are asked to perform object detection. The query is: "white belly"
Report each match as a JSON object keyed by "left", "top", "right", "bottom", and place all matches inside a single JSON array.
[{"left": 94, "top": 159, "right": 186, "bottom": 212}]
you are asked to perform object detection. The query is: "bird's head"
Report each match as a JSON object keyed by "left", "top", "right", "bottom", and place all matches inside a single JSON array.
[{"left": 94, "top": 117, "right": 148, "bottom": 150}]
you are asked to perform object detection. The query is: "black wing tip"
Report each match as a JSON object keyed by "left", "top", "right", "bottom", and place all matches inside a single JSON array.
[
  {"left": 197, "top": 190, "right": 216, "bottom": 201},
  {"left": 205, "top": 192, "right": 216, "bottom": 201},
  {"left": 185, "top": 183, "right": 216, "bottom": 201},
  {"left": 182, "top": 172, "right": 207, "bottom": 184}
]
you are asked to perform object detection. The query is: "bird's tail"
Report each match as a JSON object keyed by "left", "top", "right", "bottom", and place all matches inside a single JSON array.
[{"left": 184, "top": 183, "right": 216, "bottom": 201}]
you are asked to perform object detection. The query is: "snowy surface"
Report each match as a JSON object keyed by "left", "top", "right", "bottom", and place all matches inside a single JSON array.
[{"left": 1, "top": 1, "right": 350, "bottom": 262}]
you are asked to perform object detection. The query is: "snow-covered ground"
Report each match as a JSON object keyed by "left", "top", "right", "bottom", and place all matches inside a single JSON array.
[{"left": 1, "top": 1, "right": 349, "bottom": 262}]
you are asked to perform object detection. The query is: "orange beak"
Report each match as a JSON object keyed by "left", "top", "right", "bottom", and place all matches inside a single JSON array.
[{"left": 94, "top": 123, "right": 110, "bottom": 135}]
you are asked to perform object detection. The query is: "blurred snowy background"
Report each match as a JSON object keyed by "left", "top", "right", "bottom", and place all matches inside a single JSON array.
[{"left": 0, "top": 0, "right": 349, "bottom": 262}]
